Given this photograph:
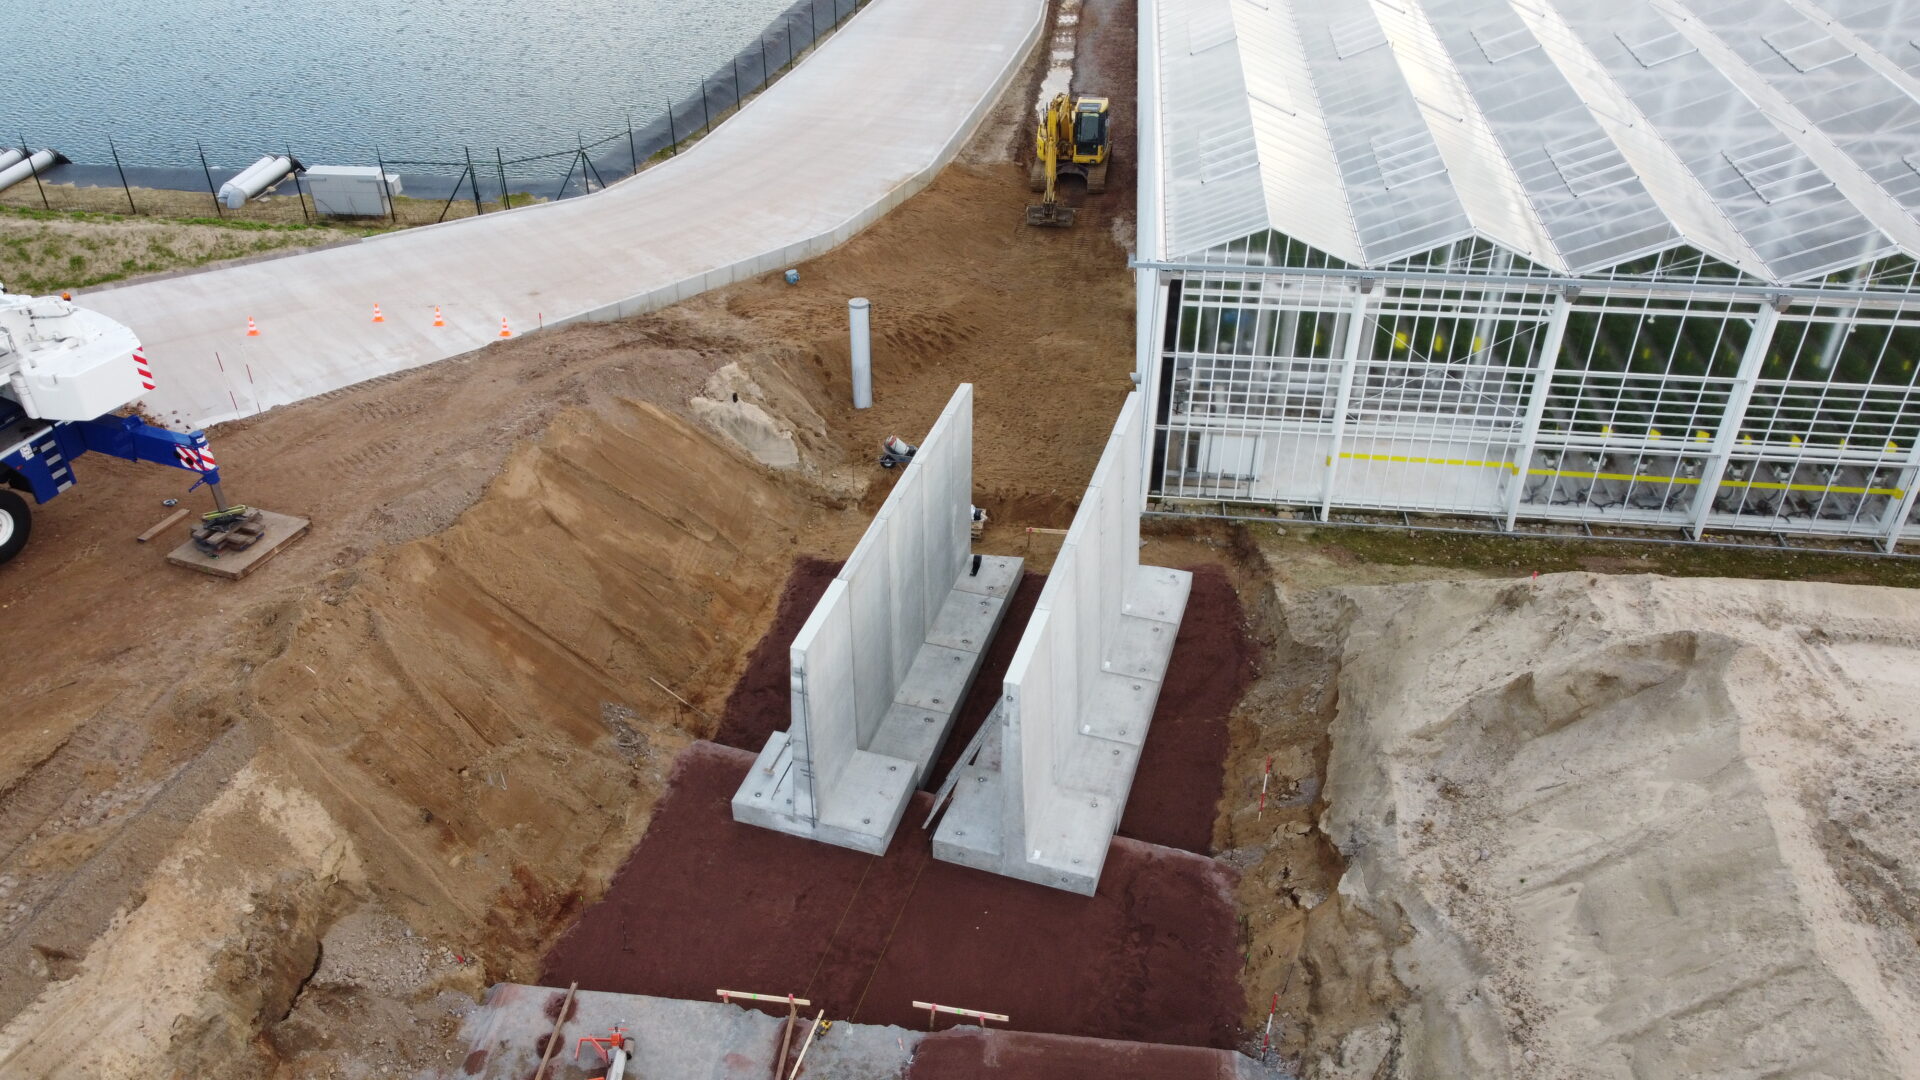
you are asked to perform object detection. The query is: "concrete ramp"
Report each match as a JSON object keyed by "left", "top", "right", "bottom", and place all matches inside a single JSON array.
[
  {"left": 83, "top": 0, "right": 1045, "bottom": 430},
  {"left": 734, "top": 385, "right": 1022, "bottom": 853},
  {"left": 933, "top": 394, "right": 1191, "bottom": 895}
]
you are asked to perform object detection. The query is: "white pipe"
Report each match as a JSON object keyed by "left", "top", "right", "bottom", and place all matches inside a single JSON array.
[
  {"left": 0, "top": 148, "right": 23, "bottom": 173},
  {"left": 218, "top": 154, "right": 295, "bottom": 209},
  {"left": 0, "top": 150, "right": 58, "bottom": 196},
  {"left": 849, "top": 297, "right": 872, "bottom": 409}
]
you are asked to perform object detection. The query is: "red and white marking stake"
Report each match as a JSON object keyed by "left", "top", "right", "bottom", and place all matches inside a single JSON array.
[
  {"left": 1262, "top": 992, "right": 1278, "bottom": 1051},
  {"left": 912, "top": 1000, "right": 1009, "bottom": 1030}
]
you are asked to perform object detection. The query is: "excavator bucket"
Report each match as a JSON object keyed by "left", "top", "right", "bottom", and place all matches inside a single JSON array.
[{"left": 1025, "top": 202, "right": 1076, "bottom": 228}]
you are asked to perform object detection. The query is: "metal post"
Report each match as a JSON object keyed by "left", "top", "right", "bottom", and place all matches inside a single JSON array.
[
  {"left": 374, "top": 149, "right": 396, "bottom": 223},
  {"left": 1501, "top": 292, "right": 1572, "bottom": 530},
  {"left": 196, "top": 141, "right": 223, "bottom": 218},
  {"left": 286, "top": 144, "right": 310, "bottom": 223},
  {"left": 761, "top": 39, "right": 770, "bottom": 88},
  {"left": 732, "top": 56, "right": 742, "bottom": 115},
  {"left": 1689, "top": 301, "right": 1783, "bottom": 539},
  {"left": 19, "top": 136, "right": 50, "bottom": 211},
  {"left": 666, "top": 99, "right": 677, "bottom": 155},
  {"left": 465, "top": 147, "right": 483, "bottom": 215},
  {"left": 809, "top": 0, "right": 818, "bottom": 46},
  {"left": 1319, "top": 282, "right": 1380, "bottom": 521},
  {"left": 784, "top": 24, "right": 794, "bottom": 73},
  {"left": 627, "top": 112, "right": 638, "bottom": 175},
  {"left": 701, "top": 80, "right": 711, "bottom": 135},
  {"left": 1877, "top": 439, "right": 1920, "bottom": 552},
  {"left": 108, "top": 136, "right": 136, "bottom": 214},
  {"left": 496, "top": 147, "right": 511, "bottom": 207}
]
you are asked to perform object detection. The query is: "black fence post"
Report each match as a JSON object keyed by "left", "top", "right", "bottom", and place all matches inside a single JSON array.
[
  {"left": 196, "top": 141, "right": 223, "bottom": 218},
  {"left": 732, "top": 56, "right": 742, "bottom": 114},
  {"left": 626, "top": 113, "right": 638, "bottom": 175},
  {"left": 374, "top": 149, "right": 396, "bottom": 223},
  {"left": 666, "top": 99, "right": 677, "bottom": 155},
  {"left": 809, "top": 0, "right": 818, "bottom": 46},
  {"left": 701, "top": 80, "right": 712, "bottom": 135},
  {"left": 496, "top": 148, "right": 510, "bottom": 208},
  {"left": 287, "top": 143, "right": 310, "bottom": 223},
  {"left": 465, "top": 147, "right": 483, "bottom": 215},
  {"left": 108, "top": 136, "right": 137, "bottom": 215},
  {"left": 783, "top": 24, "right": 794, "bottom": 73}
]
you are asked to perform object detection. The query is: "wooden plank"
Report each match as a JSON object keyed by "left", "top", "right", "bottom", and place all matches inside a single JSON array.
[
  {"left": 165, "top": 509, "right": 309, "bottom": 580},
  {"left": 530, "top": 982, "right": 578, "bottom": 1080},
  {"left": 136, "top": 507, "right": 190, "bottom": 543}
]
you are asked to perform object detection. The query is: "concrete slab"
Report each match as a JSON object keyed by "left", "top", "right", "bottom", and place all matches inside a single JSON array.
[
  {"left": 84, "top": 0, "right": 1046, "bottom": 432},
  {"left": 454, "top": 982, "right": 1296, "bottom": 1080},
  {"left": 163, "top": 508, "right": 308, "bottom": 580}
]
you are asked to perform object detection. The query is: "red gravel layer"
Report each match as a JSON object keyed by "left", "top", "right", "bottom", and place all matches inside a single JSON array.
[
  {"left": 908, "top": 1029, "right": 1245, "bottom": 1080},
  {"left": 539, "top": 742, "right": 1245, "bottom": 1050},
  {"left": 1116, "top": 565, "right": 1256, "bottom": 854},
  {"left": 711, "top": 556, "right": 840, "bottom": 752}
]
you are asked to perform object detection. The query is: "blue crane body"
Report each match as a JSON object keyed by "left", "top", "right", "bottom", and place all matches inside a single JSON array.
[{"left": 0, "top": 287, "right": 227, "bottom": 564}]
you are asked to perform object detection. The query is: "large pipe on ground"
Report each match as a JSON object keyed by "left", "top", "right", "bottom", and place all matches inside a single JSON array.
[
  {"left": 0, "top": 147, "right": 24, "bottom": 173},
  {"left": 0, "top": 149, "right": 63, "bottom": 195},
  {"left": 218, "top": 153, "right": 300, "bottom": 209},
  {"left": 849, "top": 297, "right": 872, "bottom": 410}
]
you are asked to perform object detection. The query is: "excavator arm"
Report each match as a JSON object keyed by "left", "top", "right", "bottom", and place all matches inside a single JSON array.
[{"left": 1025, "top": 93, "right": 1076, "bottom": 228}]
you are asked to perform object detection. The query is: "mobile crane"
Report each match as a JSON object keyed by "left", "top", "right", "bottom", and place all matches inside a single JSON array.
[
  {"left": 1026, "top": 92, "right": 1112, "bottom": 228},
  {"left": 0, "top": 285, "right": 240, "bottom": 566}
]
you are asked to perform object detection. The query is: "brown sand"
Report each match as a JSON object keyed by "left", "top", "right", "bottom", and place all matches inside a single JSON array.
[{"left": 538, "top": 742, "right": 1246, "bottom": 1050}]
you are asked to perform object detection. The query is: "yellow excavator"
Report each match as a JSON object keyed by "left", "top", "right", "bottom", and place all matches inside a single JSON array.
[{"left": 1026, "top": 93, "right": 1111, "bottom": 227}]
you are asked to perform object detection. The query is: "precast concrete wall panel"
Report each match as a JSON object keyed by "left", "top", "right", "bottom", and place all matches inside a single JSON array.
[
  {"left": 932, "top": 394, "right": 1192, "bottom": 894},
  {"left": 737, "top": 384, "right": 1022, "bottom": 854},
  {"left": 791, "top": 580, "right": 859, "bottom": 802}
]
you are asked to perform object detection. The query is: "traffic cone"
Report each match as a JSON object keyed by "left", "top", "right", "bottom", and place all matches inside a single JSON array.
[
  {"left": 499, "top": 317, "right": 512, "bottom": 338},
  {"left": 432, "top": 306, "right": 445, "bottom": 328},
  {"left": 372, "top": 303, "right": 385, "bottom": 323},
  {"left": 246, "top": 316, "right": 260, "bottom": 337}
]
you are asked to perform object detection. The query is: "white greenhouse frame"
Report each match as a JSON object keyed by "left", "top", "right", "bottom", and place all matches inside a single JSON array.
[{"left": 1135, "top": 0, "right": 1920, "bottom": 552}]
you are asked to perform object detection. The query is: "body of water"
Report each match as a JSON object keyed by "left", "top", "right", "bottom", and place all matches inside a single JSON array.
[{"left": 4, "top": 0, "right": 800, "bottom": 169}]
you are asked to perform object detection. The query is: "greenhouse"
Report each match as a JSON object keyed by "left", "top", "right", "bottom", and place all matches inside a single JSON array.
[{"left": 1134, "top": 0, "right": 1920, "bottom": 549}]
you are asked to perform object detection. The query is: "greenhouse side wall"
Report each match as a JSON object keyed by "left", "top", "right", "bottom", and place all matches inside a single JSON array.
[{"left": 1147, "top": 263, "right": 1920, "bottom": 550}]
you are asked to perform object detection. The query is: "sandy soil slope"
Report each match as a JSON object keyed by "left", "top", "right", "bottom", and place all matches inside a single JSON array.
[{"left": 1299, "top": 573, "right": 1920, "bottom": 1078}]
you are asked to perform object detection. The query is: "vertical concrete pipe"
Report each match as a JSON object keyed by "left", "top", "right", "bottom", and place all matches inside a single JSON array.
[{"left": 849, "top": 297, "right": 873, "bottom": 409}]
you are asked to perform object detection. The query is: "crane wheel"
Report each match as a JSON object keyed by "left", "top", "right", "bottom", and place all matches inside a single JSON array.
[
  {"left": 1028, "top": 162, "right": 1046, "bottom": 192},
  {"left": 1087, "top": 164, "right": 1109, "bottom": 194},
  {"left": 0, "top": 489, "right": 31, "bottom": 566}
]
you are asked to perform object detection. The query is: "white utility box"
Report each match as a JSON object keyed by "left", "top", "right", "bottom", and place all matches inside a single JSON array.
[{"left": 304, "top": 166, "right": 402, "bottom": 217}]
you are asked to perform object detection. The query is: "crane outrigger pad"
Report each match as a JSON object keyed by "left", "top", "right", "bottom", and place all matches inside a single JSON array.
[
  {"left": 166, "top": 508, "right": 309, "bottom": 580},
  {"left": 1024, "top": 203, "right": 1076, "bottom": 228}
]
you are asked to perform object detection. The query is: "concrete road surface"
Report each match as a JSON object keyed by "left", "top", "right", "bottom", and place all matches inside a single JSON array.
[{"left": 85, "top": 0, "right": 1043, "bottom": 430}]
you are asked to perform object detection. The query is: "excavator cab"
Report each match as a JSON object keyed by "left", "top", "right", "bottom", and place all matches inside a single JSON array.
[{"left": 1069, "top": 97, "right": 1111, "bottom": 168}]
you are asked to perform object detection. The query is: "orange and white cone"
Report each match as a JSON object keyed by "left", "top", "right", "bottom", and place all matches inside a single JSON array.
[
  {"left": 432, "top": 305, "right": 445, "bottom": 328},
  {"left": 372, "top": 303, "right": 385, "bottom": 323},
  {"left": 498, "top": 317, "right": 512, "bottom": 338},
  {"left": 246, "top": 316, "right": 260, "bottom": 337}
]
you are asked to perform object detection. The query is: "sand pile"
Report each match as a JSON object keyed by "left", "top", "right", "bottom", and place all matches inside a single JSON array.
[{"left": 1298, "top": 573, "right": 1920, "bottom": 1078}]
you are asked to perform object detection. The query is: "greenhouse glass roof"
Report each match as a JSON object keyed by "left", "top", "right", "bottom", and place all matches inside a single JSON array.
[{"left": 1151, "top": 0, "right": 1920, "bottom": 283}]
